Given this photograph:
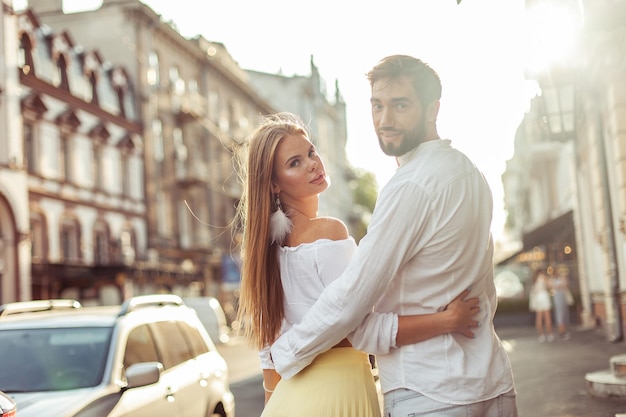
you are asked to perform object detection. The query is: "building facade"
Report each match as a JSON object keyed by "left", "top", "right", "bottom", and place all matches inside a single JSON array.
[
  {"left": 3, "top": 0, "right": 358, "bottom": 312},
  {"left": 501, "top": 0, "right": 626, "bottom": 342},
  {"left": 1, "top": 3, "right": 145, "bottom": 305}
]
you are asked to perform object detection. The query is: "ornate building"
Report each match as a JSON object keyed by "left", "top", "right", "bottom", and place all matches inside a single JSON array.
[
  {"left": 1, "top": 3, "right": 144, "bottom": 304},
  {"left": 502, "top": 0, "right": 626, "bottom": 349}
]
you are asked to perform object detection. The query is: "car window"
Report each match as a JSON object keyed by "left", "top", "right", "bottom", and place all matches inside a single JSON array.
[
  {"left": 150, "top": 321, "right": 194, "bottom": 369},
  {"left": 177, "top": 320, "right": 210, "bottom": 357},
  {"left": 124, "top": 324, "right": 159, "bottom": 369},
  {"left": 0, "top": 327, "right": 110, "bottom": 392}
]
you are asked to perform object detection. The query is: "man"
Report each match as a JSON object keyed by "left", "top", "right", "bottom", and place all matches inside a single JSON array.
[{"left": 270, "top": 55, "right": 518, "bottom": 416}]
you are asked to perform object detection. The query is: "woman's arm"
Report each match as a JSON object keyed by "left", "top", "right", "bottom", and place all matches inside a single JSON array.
[
  {"left": 262, "top": 368, "right": 281, "bottom": 404},
  {"left": 395, "top": 289, "right": 480, "bottom": 346}
]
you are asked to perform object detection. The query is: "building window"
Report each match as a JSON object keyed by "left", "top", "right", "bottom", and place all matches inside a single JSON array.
[
  {"left": 156, "top": 191, "right": 172, "bottom": 237},
  {"left": 208, "top": 91, "right": 218, "bottom": 123},
  {"left": 147, "top": 51, "right": 160, "bottom": 87},
  {"left": 152, "top": 119, "right": 164, "bottom": 163},
  {"left": 93, "top": 223, "right": 109, "bottom": 264},
  {"left": 62, "top": 134, "right": 73, "bottom": 182},
  {"left": 18, "top": 32, "right": 35, "bottom": 75},
  {"left": 54, "top": 53, "right": 70, "bottom": 91},
  {"left": 60, "top": 218, "right": 80, "bottom": 262},
  {"left": 74, "top": 136, "right": 94, "bottom": 188},
  {"left": 83, "top": 52, "right": 100, "bottom": 104},
  {"left": 111, "top": 67, "right": 128, "bottom": 118},
  {"left": 93, "top": 144, "right": 103, "bottom": 190},
  {"left": 24, "top": 121, "right": 37, "bottom": 173},
  {"left": 169, "top": 66, "right": 185, "bottom": 95},
  {"left": 173, "top": 127, "right": 187, "bottom": 179},
  {"left": 30, "top": 215, "right": 46, "bottom": 263}
]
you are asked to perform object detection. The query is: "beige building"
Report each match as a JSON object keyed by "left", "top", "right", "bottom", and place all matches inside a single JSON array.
[
  {"left": 21, "top": 0, "right": 359, "bottom": 311},
  {"left": 25, "top": 0, "right": 275, "bottom": 305},
  {"left": 1, "top": 3, "right": 145, "bottom": 305},
  {"left": 501, "top": 0, "right": 626, "bottom": 352}
]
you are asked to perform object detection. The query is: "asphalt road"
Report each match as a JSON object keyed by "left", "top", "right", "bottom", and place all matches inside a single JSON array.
[{"left": 218, "top": 324, "right": 626, "bottom": 417}]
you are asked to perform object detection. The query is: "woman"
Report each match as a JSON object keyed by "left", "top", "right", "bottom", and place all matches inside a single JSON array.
[
  {"left": 236, "top": 112, "right": 480, "bottom": 416},
  {"left": 549, "top": 265, "right": 572, "bottom": 340},
  {"left": 529, "top": 268, "right": 553, "bottom": 342}
]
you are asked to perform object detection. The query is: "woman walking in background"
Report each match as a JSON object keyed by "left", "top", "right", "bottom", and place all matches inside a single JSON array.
[
  {"left": 550, "top": 265, "right": 572, "bottom": 340},
  {"left": 529, "top": 268, "right": 554, "bottom": 343}
]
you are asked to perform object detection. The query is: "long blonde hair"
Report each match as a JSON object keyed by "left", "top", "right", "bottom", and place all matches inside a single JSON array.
[{"left": 236, "top": 112, "right": 309, "bottom": 349}]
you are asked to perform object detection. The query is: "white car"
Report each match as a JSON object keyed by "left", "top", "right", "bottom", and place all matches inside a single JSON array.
[
  {"left": 0, "top": 391, "right": 16, "bottom": 417},
  {"left": 182, "top": 297, "right": 230, "bottom": 344},
  {"left": 0, "top": 295, "right": 234, "bottom": 417}
]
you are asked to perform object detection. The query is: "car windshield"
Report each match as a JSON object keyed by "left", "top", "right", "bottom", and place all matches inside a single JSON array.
[{"left": 0, "top": 327, "right": 111, "bottom": 392}]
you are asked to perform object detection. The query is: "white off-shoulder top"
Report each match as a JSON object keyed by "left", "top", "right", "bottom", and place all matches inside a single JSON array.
[{"left": 258, "top": 237, "right": 356, "bottom": 369}]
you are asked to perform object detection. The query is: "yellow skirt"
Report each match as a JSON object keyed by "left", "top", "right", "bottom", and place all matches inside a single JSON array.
[{"left": 261, "top": 347, "right": 381, "bottom": 417}]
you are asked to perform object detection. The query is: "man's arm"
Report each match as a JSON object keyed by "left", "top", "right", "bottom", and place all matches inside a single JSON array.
[
  {"left": 270, "top": 181, "right": 430, "bottom": 378},
  {"left": 348, "top": 289, "right": 480, "bottom": 354}
]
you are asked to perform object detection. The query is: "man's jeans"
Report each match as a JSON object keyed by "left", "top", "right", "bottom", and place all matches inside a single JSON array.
[{"left": 383, "top": 388, "right": 518, "bottom": 417}]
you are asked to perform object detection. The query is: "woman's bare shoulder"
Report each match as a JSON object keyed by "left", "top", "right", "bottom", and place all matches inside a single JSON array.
[{"left": 310, "top": 216, "right": 349, "bottom": 241}]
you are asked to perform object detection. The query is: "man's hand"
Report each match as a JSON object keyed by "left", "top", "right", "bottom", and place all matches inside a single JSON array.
[{"left": 443, "top": 289, "right": 480, "bottom": 338}]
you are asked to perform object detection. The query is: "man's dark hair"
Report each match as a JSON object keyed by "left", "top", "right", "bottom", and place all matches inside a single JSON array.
[{"left": 366, "top": 55, "right": 442, "bottom": 105}]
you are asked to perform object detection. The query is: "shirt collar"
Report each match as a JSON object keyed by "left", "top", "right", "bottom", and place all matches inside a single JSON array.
[{"left": 397, "top": 138, "right": 447, "bottom": 167}]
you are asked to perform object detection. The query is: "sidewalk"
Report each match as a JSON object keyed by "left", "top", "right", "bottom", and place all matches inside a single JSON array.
[
  {"left": 217, "top": 325, "right": 626, "bottom": 417},
  {"left": 495, "top": 323, "right": 626, "bottom": 417}
]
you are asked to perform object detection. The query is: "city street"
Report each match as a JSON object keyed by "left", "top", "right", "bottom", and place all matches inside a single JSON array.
[{"left": 218, "top": 324, "right": 626, "bottom": 417}]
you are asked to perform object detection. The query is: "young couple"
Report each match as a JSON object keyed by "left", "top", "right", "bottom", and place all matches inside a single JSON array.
[{"left": 236, "top": 55, "right": 518, "bottom": 417}]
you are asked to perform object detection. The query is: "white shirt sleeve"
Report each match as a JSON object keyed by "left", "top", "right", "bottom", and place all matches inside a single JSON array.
[
  {"left": 258, "top": 344, "right": 274, "bottom": 369},
  {"left": 348, "top": 311, "right": 398, "bottom": 354},
  {"left": 270, "top": 180, "right": 432, "bottom": 379}
]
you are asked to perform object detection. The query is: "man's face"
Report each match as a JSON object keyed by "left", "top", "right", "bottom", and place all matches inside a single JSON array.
[{"left": 370, "top": 75, "right": 427, "bottom": 157}]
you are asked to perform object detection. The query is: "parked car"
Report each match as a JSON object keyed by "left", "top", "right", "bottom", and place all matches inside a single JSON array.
[
  {"left": 0, "top": 391, "right": 16, "bottom": 417},
  {"left": 182, "top": 297, "right": 230, "bottom": 344},
  {"left": 0, "top": 295, "right": 234, "bottom": 417}
]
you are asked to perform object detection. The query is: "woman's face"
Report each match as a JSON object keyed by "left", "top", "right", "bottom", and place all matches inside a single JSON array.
[{"left": 271, "top": 132, "right": 328, "bottom": 200}]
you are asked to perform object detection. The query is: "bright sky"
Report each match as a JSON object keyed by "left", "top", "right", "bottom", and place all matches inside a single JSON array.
[
  {"left": 137, "top": 0, "right": 529, "bottom": 243},
  {"left": 16, "top": 0, "right": 532, "bottom": 242}
]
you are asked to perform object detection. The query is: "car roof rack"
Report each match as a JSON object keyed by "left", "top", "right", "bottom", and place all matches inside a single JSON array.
[
  {"left": 0, "top": 299, "right": 82, "bottom": 317},
  {"left": 118, "top": 294, "right": 184, "bottom": 316}
]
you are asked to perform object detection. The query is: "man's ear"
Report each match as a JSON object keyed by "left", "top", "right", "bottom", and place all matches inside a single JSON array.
[{"left": 427, "top": 100, "right": 440, "bottom": 122}]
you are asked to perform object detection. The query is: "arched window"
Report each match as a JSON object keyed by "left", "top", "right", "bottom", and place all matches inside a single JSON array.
[
  {"left": 83, "top": 51, "right": 102, "bottom": 104},
  {"left": 110, "top": 67, "right": 128, "bottom": 118},
  {"left": 50, "top": 33, "right": 72, "bottom": 91},
  {"left": 19, "top": 32, "right": 35, "bottom": 75}
]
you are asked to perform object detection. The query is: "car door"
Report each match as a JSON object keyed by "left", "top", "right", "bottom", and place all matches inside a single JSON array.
[
  {"left": 112, "top": 324, "right": 180, "bottom": 417},
  {"left": 176, "top": 320, "right": 226, "bottom": 417},
  {"left": 150, "top": 320, "right": 201, "bottom": 417}
]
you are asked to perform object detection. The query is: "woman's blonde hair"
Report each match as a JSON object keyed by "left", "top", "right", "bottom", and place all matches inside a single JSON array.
[{"left": 235, "top": 112, "right": 309, "bottom": 349}]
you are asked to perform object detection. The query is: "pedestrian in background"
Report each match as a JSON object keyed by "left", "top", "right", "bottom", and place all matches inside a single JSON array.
[
  {"left": 549, "top": 265, "right": 572, "bottom": 340},
  {"left": 235, "top": 112, "right": 480, "bottom": 416},
  {"left": 269, "top": 55, "right": 518, "bottom": 417},
  {"left": 529, "top": 268, "right": 553, "bottom": 342}
]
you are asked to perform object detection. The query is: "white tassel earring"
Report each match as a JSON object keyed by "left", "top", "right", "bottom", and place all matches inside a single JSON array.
[{"left": 270, "top": 195, "right": 292, "bottom": 245}]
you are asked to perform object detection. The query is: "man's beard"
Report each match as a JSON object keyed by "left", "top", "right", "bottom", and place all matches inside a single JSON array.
[{"left": 377, "top": 121, "right": 427, "bottom": 157}]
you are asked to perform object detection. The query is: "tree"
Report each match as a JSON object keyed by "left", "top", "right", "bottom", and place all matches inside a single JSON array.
[{"left": 349, "top": 168, "right": 379, "bottom": 243}]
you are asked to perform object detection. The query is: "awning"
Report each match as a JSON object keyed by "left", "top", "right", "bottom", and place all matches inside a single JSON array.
[
  {"left": 496, "top": 210, "right": 575, "bottom": 266},
  {"left": 522, "top": 210, "right": 574, "bottom": 250}
]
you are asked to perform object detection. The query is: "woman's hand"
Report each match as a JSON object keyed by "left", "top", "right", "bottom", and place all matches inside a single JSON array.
[{"left": 442, "top": 289, "right": 480, "bottom": 338}]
